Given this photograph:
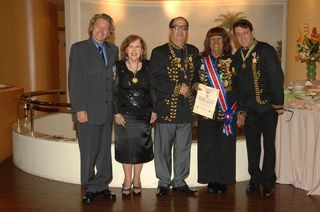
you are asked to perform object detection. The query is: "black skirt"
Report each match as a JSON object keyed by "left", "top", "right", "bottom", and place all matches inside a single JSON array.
[{"left": 115, "top": 114, "right": 154, "bottom": 164}]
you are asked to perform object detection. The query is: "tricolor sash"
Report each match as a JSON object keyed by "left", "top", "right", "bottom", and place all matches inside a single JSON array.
[{"left": 203, "top": 55, "right": 237, "bottom": 136}]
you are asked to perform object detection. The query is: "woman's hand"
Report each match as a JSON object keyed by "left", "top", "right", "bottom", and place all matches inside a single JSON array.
[
  {"left": 114, "top": 113, "right": 126, "bottom": 127},
  {"left": 150, "top": 112, "right": 157, "bottom": 124}
]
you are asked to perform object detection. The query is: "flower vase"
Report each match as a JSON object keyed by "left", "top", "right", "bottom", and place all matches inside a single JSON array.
[{"left": 306, "top": 61, "right": 317, "bottom": 81}]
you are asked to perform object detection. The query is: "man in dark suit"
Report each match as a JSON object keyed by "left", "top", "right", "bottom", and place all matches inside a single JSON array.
[
  {"left": 233, "top": 19, "right": 284, "bottom": 197},
  {"left": 68, "top": 13, "right": 118, "bottom": 204},
  {"left": 150, "top": 17, "right": 200, "bottom": 197}
]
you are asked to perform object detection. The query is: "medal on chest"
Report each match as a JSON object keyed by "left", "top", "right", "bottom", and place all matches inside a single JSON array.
[
  {"left": 132, "top": 76, "right": 138, "bottom": 83},
  {"left": 240, "top": 40, "right": 257, "bottom": 70}
]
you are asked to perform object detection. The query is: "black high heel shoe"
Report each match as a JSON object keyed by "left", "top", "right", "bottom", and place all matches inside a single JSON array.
[
  {"left": 121, "top": 183, "right": 132, "bottom": 196},
  {"left": 133, "top": 182, "right": 142, "bottom": 195}
]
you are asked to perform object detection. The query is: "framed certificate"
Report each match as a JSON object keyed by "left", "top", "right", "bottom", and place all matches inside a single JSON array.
[{"left": 193, "top": 83, "right": 219, "bottom": 119}]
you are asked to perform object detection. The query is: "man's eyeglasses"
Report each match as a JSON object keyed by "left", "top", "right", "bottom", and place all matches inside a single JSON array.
[{"left": 171, "top": 25, "right": 188, "bottom": 31}]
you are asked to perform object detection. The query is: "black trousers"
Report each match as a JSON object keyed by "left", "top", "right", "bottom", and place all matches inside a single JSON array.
[
  {"left": 245, "top": 109, "right": 278, "bottom": 189},
  {"left": 197, "top": 119, "right": 236, "bottom": 185}
]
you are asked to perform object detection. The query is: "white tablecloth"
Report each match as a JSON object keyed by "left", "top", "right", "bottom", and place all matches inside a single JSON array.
[{"left": 276, "top": 109, "right": 320, "bottom": 195}]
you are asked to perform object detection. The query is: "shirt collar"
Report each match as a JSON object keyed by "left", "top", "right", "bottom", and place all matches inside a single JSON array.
[{"left": 91, "top": 38, "right": 105, "bottom": 48}]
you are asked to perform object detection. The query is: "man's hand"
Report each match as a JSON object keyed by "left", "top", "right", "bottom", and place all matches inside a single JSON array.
[
  {"left": 180, "top": 83, "right": 191, "bottom": 98},
  {"left": 114, "top": 113, "right": 126, "bottom": 127},
  {"left": 77, "top": 111, "right": 88, "bottom": 123},
  {"left": 276, "top": 109, "right": 284, "bottom": 115},
  {"left": 150, "top": 112, "right": 157, "bottom": 124},
  {"left": 192, "top": 82, "right": 202, "bottom": 92},
  {"left": 237, "top": 114, "right": 245, "bottom": 128}
]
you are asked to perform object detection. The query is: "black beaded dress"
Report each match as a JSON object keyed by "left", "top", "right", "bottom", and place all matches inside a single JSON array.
[{"left": 113, "top": 60, "right": 154, "bottom": 164}]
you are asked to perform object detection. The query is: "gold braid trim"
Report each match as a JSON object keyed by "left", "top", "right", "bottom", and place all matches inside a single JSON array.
[
  {"left": 161, "top": 43, "right": 195, "bottom": 121},
  {"left": 174, "top": 83, "right": 182, "bottom": 97},
  {"left": 272, "top": 104, "right": 283, "bottom": 109},
  {"left": 252, "top": 52, "right": 267, "bottom": 105}
]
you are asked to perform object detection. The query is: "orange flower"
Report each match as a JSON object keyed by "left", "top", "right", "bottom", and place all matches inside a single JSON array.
[
  {"left": 296, "top": 26, "right": 320, "bottom": 64},
  {"left": 311, "top": 27, "right": 318, "bottom": 39}
]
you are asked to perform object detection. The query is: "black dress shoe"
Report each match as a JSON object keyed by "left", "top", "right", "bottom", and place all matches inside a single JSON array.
[
  {"left": 263, "top": 187, "right": 274, "bottom": 197},
  {"left": 99, "top": 189, "right": 116, "bottom": 200},
  {"left": 246, "top": 183, "right": 258, "bottom": 192},
  {"left": 82, "top": 192, "right": 95, "bottom": 204},
  {"left": 207, "top": 182, "right": 219, "bottom": 193},
  {"left": 216, "top": 183, "right": 227, "bottom": 195},
  {"left": 156, "top": 186, "right": 169, "bottom": 197},
  {"left": 173, "top": 185, "right": 197, "bottom": 195}
]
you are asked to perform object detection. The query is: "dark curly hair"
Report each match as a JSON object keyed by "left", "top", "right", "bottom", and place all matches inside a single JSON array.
[{"left": 232, "top": 19, "right": 253, "bottom": 35}]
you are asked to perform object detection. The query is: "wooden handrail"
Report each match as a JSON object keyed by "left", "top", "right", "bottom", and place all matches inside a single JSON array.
[{"left": 17, "top": 89, "right": 71, "bottom": 135}]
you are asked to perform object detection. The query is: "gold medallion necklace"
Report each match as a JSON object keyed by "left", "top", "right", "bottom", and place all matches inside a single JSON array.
[
  {"left": 240, "top": 40, "right": 257, "bottom": 69},
  {"left": 126, "top": 60, "right": 140, "bottom": 84}
]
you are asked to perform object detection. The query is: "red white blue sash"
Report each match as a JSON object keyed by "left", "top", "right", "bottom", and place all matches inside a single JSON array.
[{"left": 203, "top": 55, "right": 237, "bottom": 136}]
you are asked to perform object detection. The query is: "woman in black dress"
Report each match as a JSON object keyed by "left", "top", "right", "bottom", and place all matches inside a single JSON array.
[
  {"left": 114, "top": 35, "right": 157, "bottom": 195},
  {"left": 192, "top": 27, "right": 242, "bottom": 194}
]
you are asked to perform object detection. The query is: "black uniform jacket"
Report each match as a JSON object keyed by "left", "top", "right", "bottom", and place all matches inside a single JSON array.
[
  {"left": 150, "top": 43, "right": 200, "bottom": 123},
  {"left": 233, "top": 41, "right": 284, "bottom": 113}
]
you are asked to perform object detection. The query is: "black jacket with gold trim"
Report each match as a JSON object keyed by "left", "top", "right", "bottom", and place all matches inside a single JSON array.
[
  {"left": 193, "top": 54, "right": 239, "bottom": 121},
  {"left": 150, "top": 43, "right": 200, "bottom": 123},
  {"left": 234, "top": 41, "right": 284, "bottom": 113}
]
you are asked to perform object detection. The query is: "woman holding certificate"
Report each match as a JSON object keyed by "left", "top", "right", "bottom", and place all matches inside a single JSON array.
[{"left": 192, "top": 27, "right": 242, "bottom": 195}]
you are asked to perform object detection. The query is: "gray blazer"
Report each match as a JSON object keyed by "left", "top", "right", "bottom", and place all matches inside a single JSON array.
[{"left": 68, "top": 38, "right": 119, "bottom": 125}]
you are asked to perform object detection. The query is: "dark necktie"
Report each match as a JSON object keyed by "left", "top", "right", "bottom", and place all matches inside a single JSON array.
[{"left": 98, "top": 45, "right": 106, "bottom": 64}]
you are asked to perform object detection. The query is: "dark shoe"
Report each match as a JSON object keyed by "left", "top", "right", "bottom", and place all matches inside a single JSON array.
[
  {"left": 263, "top": 187, "right": 274, "bottom": 197},
  {"left": 207, "top": 182, "right": 219, "bottom": 193},
  {"left": 121, "top": 183, "right": 132, "bottom": 196},
  {"left": 133, "top": 182, "right": 142, "bottom": 195},
  {"left": 173, "top": 185, "right": 197, "bottom": 195},
  {"left": 216, "top": 184, "right": 227, "bottom": 195},
  {"left": 246, "top": 183, "right": 258, "bottom": 192},
  {"left": 82, "top": 192, "right": 95, "bottom": 204},
  {"left": 156, "top": 186, "right": 169, "bottom": 197},
  {"left": 99, "top": 189, "right": 116, "bottom": 200}
]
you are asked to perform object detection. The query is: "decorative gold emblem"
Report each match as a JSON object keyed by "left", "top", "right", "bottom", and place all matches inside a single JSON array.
[
  {"left": 241, "top": 40, "right": 257, "bottom": 70},
  {"left": 252, "top": 52, "right": 257, "bottom": 64},
  {"left": 132, "top": 77, "right": 138, "bottom": 83}
]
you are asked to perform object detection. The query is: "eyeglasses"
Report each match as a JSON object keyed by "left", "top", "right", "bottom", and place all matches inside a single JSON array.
[{"left": 171, "top": 25, "right": 188, "bottom": 31}]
